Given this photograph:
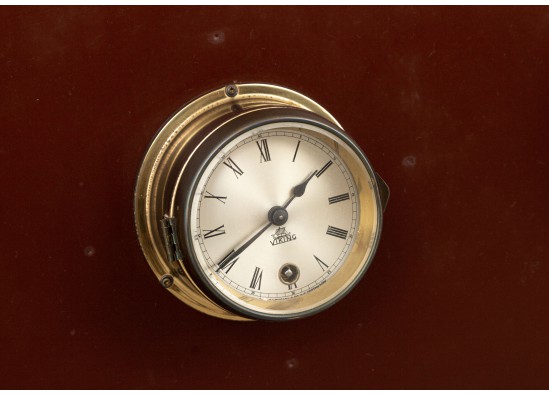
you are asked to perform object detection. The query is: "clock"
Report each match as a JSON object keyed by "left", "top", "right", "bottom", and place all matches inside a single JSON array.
[{"left": 134, "top": 83, "right": 389, "bottom": 321}]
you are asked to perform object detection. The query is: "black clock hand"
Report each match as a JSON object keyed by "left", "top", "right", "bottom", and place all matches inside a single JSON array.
[
  {"left": 217, "top": 170, "right": 318, "bottom": 269},
  {"left": 282, "top": 170, "right": 318, "bottom": 209},
  {"left": 217, "top": 221, "right": 272, "bottom": 270}
]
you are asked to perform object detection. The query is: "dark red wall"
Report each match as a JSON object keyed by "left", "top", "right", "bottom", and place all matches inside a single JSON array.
[{"left": 1, "top": 6, "right": 548, "bottom": 389}]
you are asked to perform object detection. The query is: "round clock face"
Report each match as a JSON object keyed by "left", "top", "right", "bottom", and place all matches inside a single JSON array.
[{"left": 186, "top": 121, "right": 379, "bottom": 319}]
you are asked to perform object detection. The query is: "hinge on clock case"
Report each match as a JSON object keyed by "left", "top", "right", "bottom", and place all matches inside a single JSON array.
[{"left": 160, "top": 216, "right": 183, "bottom": 262}]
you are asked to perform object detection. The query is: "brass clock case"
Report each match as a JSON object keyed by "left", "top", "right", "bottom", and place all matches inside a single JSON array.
[{"left": 134, "top": 83, "right": 388, "bottom": 321}]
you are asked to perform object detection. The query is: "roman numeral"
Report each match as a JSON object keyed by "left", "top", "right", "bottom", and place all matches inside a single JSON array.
[
  {"left": 316, "top": 160, "right": 333, "bottom": 177},
  {"left": 216, "top": 251, "right": 239, "bottom": 273},
  {"left": 326, "top": 225, "right": 348, "bottom": 239},
  {"left": 314, "top": 255, "right": 329, "bottom": 271},
  {"left": 204, "top": 191, "right": 227, "bottom": 204},
  {"left": 203, "top": 224, "right": 225, "bottom": 239},
  {"left": 250, "top": 267, "right": 263, "bottom": 290},
  {"left": 223, "top": 157, "right": 244, "bottom": 178},
  {"left": 328, "top": 193, "right": 350, "bottom": 204},
  {"left": 288, "top": 283, "right": 297, "bottom": 290},
  {"left": 256, "top": 139, "right": 271, "bottom": 162},
  {"left": 292, "top": 141, "right": 301, "bottom": 162}
]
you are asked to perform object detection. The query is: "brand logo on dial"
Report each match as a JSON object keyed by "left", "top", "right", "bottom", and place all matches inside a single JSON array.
[{"left": 270, "top": 227, "right": 297, "bottom": 246}]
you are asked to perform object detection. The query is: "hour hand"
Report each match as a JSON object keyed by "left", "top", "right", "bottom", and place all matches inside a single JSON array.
[
  {"left": 293, "top": 170, "right": 318, "bottom": 197},
  {"left": 283, "top": 170, "right": 318, "bottom": 209}
]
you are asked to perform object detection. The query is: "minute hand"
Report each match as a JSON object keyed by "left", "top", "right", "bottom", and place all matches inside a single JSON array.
[{"left": 218, "top": 221, "right": 272, "bottom": 270}]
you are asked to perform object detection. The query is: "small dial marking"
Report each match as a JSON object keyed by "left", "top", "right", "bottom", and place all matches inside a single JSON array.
[
  {"left": 205, "top": 191, "right": 227, "bottom": 204},
  {"left": 326, "top": 225, "right": 348, "bottom": 240},
  {"left": 250, "top": 267, "right": 263, "bottom": 290},
  {"left": 203, "top": 224, "right": 226, "bottom": 239},
  {"left": 316, "top": 160, "right": 333, "bottom": 177},
  {"left": 256, "top": 139, "right": 271, "bottom": 162},
  {"left": 314, "top": 255, "right": 329, "bottom": 272},
  {"left": 223, "top": 157, "right": 244, "bottom": 178},
  {"left": 292, "top": 140, "right": 301, "bottom": 162},
  {"left": 328, "top": 193, "right": 350, "bottom": 205}
]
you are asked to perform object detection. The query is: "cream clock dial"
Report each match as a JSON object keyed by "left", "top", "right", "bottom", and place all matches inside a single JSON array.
[
  {"left": 135, "top": 83, "right": 389, "bottom": 321},
  {"left": 192, "top": 126, "right": 358, "bottom": 302}
]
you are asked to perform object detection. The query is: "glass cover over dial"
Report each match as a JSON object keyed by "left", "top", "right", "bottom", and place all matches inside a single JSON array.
[{"left": 191, "top": 124, "right": 358, "bottom": 301}]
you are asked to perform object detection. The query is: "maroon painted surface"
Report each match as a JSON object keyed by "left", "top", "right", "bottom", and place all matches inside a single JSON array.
[{"left": 1, "top": 6, "right": 548, "bottom": 389}]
